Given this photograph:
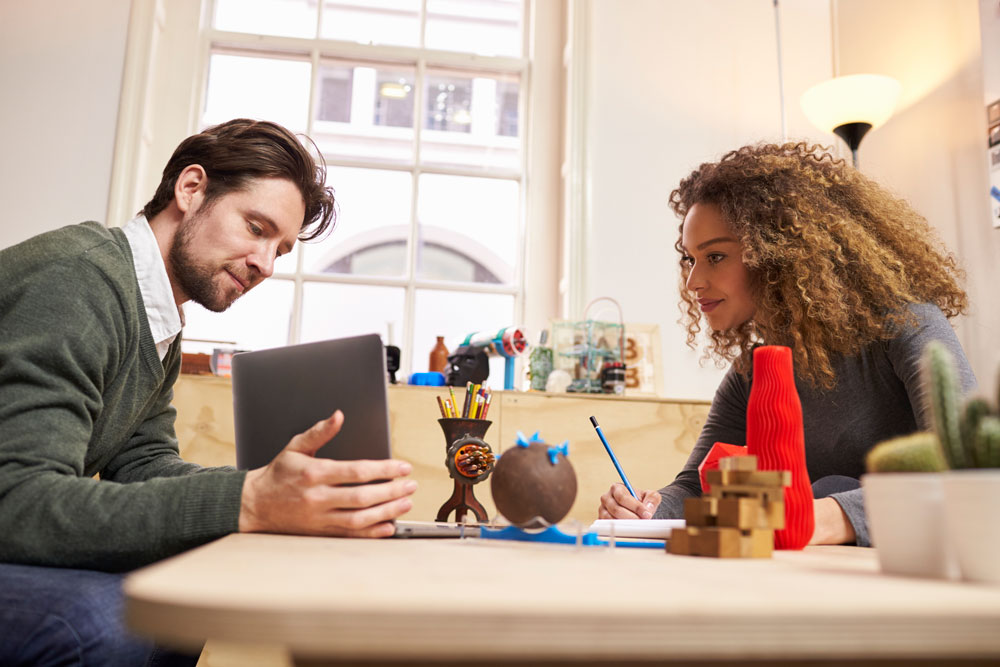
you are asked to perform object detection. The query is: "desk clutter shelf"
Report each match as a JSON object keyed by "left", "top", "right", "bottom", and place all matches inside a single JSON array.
[{"left": 172, "top": 377, "right": 710, "bottom": 523}]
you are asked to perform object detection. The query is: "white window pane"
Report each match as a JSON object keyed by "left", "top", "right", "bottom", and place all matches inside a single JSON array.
[
  {"left": 412, "top": 289, "right": 515, "bottom": 381},
  {"left": 421, "top": 69, "right": 520, "bottom": 170},
  {"left": 204, "top": 53, "right": 311, "bottom": 132},
  {"left": 273, "top": 246, "right": 299, "bottom": 275},
  {"left": 214, "top": 0, "right": 317, "bottom": 39},
  {"left": 181, "top": 279, "right": 293, "bottom": 352},
  {"left": 417, "top": 174, "right": 518, "bottom": 284},
  {"left": 312, "top": 60, "right": 415, "bottom": 163},
  {"left": 300, "top": 282, "right": 404, "bottom": 344},
  {"left": 301, "top": 167, "right": 411, "bottom": 277},
  {"left": 425, "top": 0, "right": 522, "bottom": 57},
  {"left": 321, "top": 0, "right": 420, "bottom": 47}
]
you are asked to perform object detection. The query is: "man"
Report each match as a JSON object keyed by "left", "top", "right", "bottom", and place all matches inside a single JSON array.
[{"left": 0, "top": 119, "right": 417, "bottom": 665}]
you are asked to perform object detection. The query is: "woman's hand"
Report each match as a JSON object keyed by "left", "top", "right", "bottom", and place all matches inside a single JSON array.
[
  {"left": 598, "top": 484, "right": 661, "bottom": 519},
  {"left": 808, "top": 497, "right": 856, "bottom": 545}
]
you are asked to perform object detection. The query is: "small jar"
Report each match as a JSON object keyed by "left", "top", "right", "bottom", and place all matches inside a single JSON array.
[{"left": 601, "top": 361, "right": 626, "bottom": 395}]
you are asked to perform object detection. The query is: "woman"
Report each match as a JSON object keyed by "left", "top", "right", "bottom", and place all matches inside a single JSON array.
[{"left": 599, "top": 142, "right": 976, "bottom": 546}]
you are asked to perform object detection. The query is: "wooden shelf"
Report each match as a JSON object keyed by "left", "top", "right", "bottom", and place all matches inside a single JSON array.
[{"left": 173, "top": 377, "right": 710, "bottom": 523}]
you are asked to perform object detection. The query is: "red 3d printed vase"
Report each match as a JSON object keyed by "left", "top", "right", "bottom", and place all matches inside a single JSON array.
[{"left": 746, "top": 345, "right": 814, "bottom": 549}]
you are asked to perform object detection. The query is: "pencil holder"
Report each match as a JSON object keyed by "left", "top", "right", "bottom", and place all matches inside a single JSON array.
[{"left": 435, "top": 418, "right": 495, "bottom": 523}]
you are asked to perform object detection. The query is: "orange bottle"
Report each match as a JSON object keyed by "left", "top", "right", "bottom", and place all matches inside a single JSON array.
[{"left": 429, "top": 336, "right": 449, "bottom": 373}]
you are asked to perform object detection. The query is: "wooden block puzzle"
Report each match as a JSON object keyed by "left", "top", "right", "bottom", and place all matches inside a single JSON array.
[
  {"left": 719, "top": 454, "right": 758, "bottom": 471},
  {"left": 668, "top": 457, "right": 789, "bottom": 559},
  {"left": 705, "top": 469, "right": 791, "bottom": 488},
  {"left": 717, "top": 497, "right": 785, "bottom": 531},
  {"left": 708, "top": 483, "right": 785, "bottom": 503},
  {"left": 683, "top": 497, "right": 718, "bottom": 527},
  {"left": 667, "top": 526, "right": 773, "bottom": 558}
]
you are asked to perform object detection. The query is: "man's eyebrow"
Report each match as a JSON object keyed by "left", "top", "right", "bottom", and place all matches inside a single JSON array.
[{"left": 247, "top": 209, "right": 295, "bottom": 254}]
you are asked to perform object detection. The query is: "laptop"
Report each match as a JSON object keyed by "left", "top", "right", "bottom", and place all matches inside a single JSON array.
[{"left": 231, "top": 333, "right": 468, "bottom": 538}]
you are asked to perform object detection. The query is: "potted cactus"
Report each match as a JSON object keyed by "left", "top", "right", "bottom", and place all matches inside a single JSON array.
[{"left": 864, "top": 340, "right": 1000, "bottom": 581}]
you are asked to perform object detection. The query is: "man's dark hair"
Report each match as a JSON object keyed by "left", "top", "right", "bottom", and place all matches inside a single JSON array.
[{"left": 142, "top": 119, "right": 336, "bottom": 240}]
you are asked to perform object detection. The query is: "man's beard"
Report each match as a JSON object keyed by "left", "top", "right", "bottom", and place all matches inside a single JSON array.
[{"left": 168, "top": 211, "right": 250, "bottom": 313}]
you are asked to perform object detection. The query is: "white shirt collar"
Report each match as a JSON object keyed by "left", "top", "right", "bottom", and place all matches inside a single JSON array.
[{"left": 122, "top": 215, "right": 182, "bottom": 361}]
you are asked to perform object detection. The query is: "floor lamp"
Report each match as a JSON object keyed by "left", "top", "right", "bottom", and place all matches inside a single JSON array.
[{"left": 800, "top": 74, "right": 902, "bottom": 168}]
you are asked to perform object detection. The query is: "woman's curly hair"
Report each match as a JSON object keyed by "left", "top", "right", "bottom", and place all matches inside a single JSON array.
[{"left": 669, "top": 142, "right": 967, "bottom": 389}]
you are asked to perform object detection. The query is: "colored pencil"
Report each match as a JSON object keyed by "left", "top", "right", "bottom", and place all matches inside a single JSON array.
[{"left": 462, "top": 382, "right": 473, "bottom": 418}]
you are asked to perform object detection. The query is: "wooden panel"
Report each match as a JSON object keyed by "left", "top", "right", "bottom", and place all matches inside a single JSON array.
[
  {"left": 173, "top": 376, "right": 239, "bottom": 468},
  {"left": 495, "top": 391, "right": 708, "bottom": 522},
  {"left": 172, "top": 377, "right": 709, "bottom": 523}
]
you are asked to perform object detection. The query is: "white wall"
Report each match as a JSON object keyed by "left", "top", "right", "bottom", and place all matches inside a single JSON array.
[
  {"left": 0, "top": 0, "right": 130, "bottom": 249},
  {"left": 836, "top": 0, "right": 1000, "bottom": 393},
  {"left": 579, "top": 0, "right": 834, "bottom": 400}
]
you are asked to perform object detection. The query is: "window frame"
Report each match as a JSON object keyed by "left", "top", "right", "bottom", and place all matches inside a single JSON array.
[{"left": 109, "top": 0, "right": 561, "bottom": 381}]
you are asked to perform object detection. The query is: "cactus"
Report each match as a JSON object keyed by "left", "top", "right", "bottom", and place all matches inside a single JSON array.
[
  {"left": 961, "top": 398, "right": 992, "bottom": 467},
  {"left": 923, "top": 341, "right": 969, "bottom": 468},
  {"left": 867, "top": 432, "right": 948, "bottom": 473},
  {"left": 870, "top": 342, "right": 1000, "bottom": 473},
  {"left": 974, "top": 416, "right": 1000, "bottom": 469}
]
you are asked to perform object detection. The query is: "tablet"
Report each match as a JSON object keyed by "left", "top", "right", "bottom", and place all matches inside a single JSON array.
[{"left": 231, "top": 334, "right": 391, "bottom": 470}]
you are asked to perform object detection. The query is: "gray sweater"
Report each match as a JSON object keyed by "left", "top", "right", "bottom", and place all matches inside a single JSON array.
[
  {"left": 653, "top": 303, "right": 976, "bottom": 546},
  {"left": 0, "top": 222, "right": 246, "bottom": 571}
]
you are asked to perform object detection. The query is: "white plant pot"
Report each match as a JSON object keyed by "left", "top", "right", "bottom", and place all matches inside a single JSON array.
[
  {"left": 861, "top": 473, "right": 959, "bottom": 579},
  {"left": 943, "top": 470, "right": 1000, "bottom": 584}
]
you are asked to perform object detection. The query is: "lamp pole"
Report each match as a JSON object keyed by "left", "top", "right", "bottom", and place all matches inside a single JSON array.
[{"left": 832, "top": 122, "right": 873, "bottom": 168}]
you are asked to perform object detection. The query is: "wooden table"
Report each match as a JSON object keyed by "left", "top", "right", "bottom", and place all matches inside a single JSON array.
[{"left": 124, "top": 533, "right": 1000, "bottom": 666}]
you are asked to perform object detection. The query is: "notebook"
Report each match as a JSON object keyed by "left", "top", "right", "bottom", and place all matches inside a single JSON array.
[
  {"left": 587, "top": 519, "right": 686, "bottom": 539},
  {"left": 230, "top": 333, "right": 459, "bottom": 538}
]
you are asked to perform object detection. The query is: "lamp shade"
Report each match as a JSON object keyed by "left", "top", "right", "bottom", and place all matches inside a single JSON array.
[{"left": 800, "top": 74, "right": 902, "bottom": 133}]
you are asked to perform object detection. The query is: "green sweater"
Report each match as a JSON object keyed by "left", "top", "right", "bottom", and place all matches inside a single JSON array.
[{"left": 0, "top": 222, "right": 246, "bottom": 571}]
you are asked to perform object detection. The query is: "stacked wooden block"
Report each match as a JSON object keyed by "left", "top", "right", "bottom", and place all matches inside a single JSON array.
[{"left": 668, "top": 455, "right": 790, "bottom": 558}]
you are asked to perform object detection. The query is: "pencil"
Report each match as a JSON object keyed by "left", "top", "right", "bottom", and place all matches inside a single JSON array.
[
  {"left": 448, "top": 386, "right": 459, "bottom": 418},
  {"left": 462, "top": 382, "right": 473, "bottom": 418},
  {"left": 589, "top": 416, "right": 637, "bottom": 499},
  {"left": 480, "top": 392, "right": 492, "bottom": 420},
  {"left": 469, "top": 383, "right": 480, "bottom": 416},
  {"left": 436, "top": 395, "right": 448, "bottom": 418}
]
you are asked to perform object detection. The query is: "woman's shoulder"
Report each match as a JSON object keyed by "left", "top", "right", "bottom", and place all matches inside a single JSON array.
[
  {"left": 880, "top": 301, "right": 976, "bottom": 392},
  {"left": 902, "top": 301, "right": 948, "bottom": 323},
  {"left": 887, "top": 301, "right": 954, "bottom": 340}
]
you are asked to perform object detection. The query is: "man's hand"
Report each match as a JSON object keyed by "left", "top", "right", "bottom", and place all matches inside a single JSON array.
[
  {"left": 238, "top": 410, "right": 417, "bottom": 538},
  {"left": 598, "top": 484, "right": 660, "bottom": 519}
]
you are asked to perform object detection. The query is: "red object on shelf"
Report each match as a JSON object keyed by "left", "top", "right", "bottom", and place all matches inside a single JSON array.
[
  {"left": 698, "top": 442, "right": 748, "bottom": 494},
  {"left": 746, "top": 345, "right": 814, "bottom": 549}
]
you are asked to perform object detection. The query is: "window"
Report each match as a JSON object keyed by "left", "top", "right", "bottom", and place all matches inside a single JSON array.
[{"left": 181, "top": 0, "right": 531, "bottom": 381}]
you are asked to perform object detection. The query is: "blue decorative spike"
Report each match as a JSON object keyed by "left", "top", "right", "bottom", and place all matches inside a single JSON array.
[
  {"left": 529, "top": 431, "right": 543, "bottom": 443},
  {"left": 547, "top": 441, "right": 569, "bottom": 465},
  {"left": 516, "top": 431, "right": 531, "bottom": 448}
]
